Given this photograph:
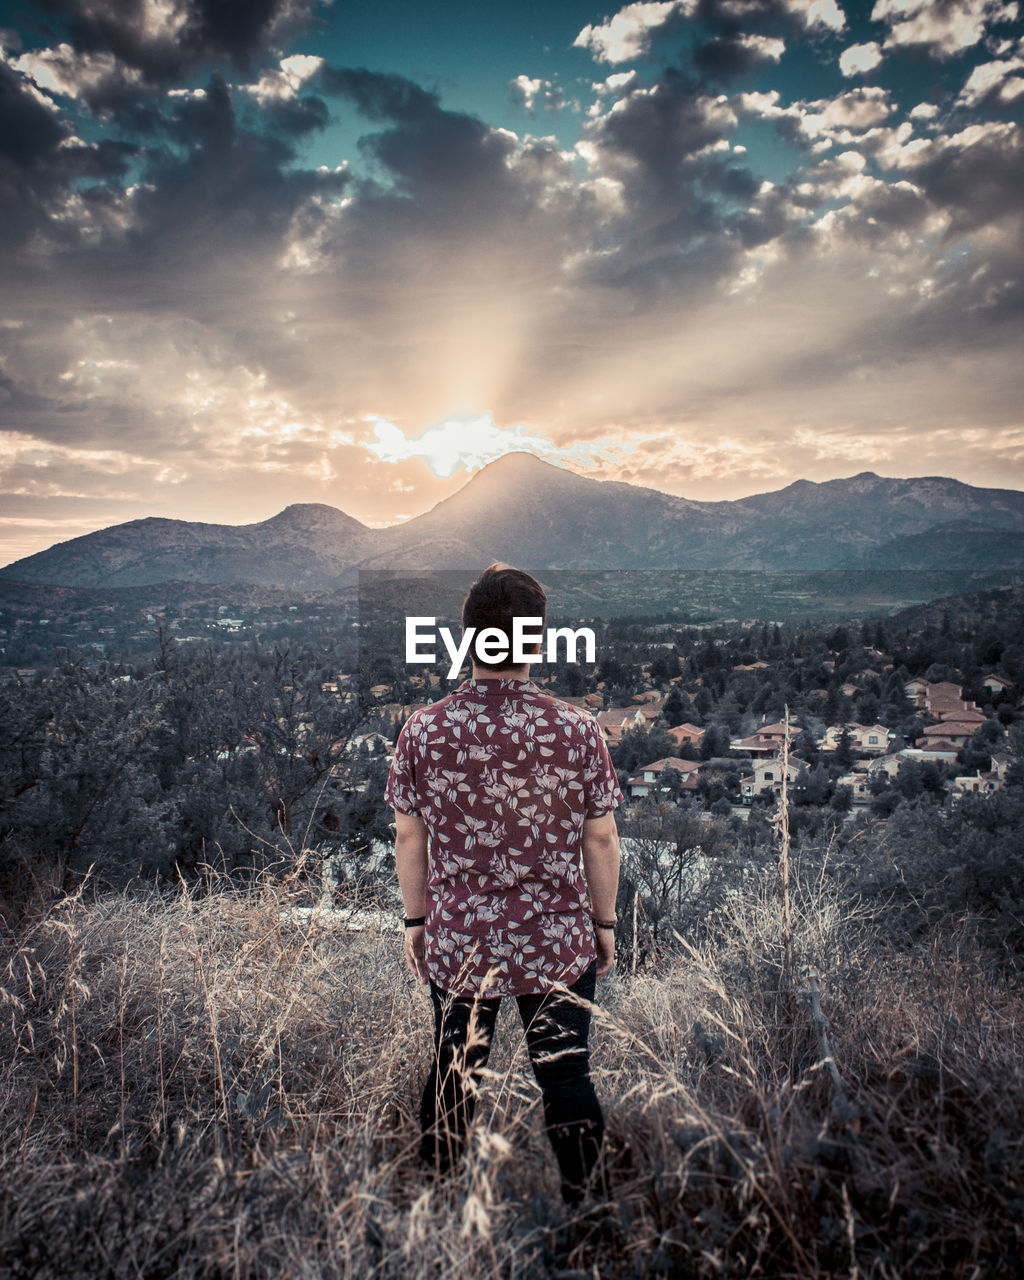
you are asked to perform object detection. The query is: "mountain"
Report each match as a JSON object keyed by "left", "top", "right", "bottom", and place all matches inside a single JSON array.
[
  {"left": 3, "top": 454, "right": 1024, "bottom": 589},
  {"left": 1, "top": 503, "right": 375, "bottom": 590},
  {"left": 369, "top": 457, "right": 1024, "bottom": 572}
]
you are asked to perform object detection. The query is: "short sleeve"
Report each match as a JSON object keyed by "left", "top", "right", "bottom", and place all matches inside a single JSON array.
[
  {"left": 384, "top": 719, "right": 419, "bottom": 815},
  {"left": 582, "top": 719, "right": 624, "bottom": 818}
]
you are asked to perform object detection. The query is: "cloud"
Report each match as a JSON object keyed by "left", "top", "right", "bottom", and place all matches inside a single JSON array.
[
  {"left": 245, "top": 53, "right": 324, "bottom": 105},
  {"left": 592, "top": 71, "right": 638, "bottom": 96},
  {"left": 34, "top": 0, "right": 318, "bottom": 82},
  {"left": 694, "top": 33, "right": 786, "bottom": 80},
  {"left": 839, "top": 42, "right": 883, "bottom": 76},
  {"left": 9, "top": 42, "right": 146, "bottom": 106},
  {"left": 573, "top": 1, "right": 696, "bottom": 64},
  {"left": 781, "top": 0, "right": 847, "bottom": 31},
  {"left": 509, "top": 74, "right": 562, "bottom": 114},
  {"left": 871, "top": 0, "right": 1020, "bottom": 57},
  {"left": 957, "top": 52, "right": 1024, "bottom": 106},
  {"left": 739, "top": 85, "right": 894, "bottom": 150}
]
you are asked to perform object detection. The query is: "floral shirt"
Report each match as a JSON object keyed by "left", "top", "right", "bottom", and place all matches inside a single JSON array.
[{"left": 385, "top": 676, "right": 624, "bottom": 997}]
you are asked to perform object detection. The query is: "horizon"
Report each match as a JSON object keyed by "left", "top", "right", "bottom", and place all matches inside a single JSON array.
[
  {"left": 6, "top": 455, "right": 1024, "bottom": 565},
  {"left": 5, "top": 457, "right": 1024, "bottom": 569},
  {"left": 1, "top": 1, "right": 1022, "bottom": 566}
]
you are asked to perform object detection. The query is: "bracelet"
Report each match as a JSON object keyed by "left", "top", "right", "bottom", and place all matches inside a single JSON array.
[
  {"left": 592, "top": 916, "right": 617, "bottom": 930},
  {"left": 404, "top": 915, "right": 426, "bottom": 928}
]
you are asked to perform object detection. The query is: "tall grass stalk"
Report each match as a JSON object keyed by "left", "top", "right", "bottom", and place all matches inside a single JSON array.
[{"left": 0, "top": 859, "right": 1021, "bottom": 1277}]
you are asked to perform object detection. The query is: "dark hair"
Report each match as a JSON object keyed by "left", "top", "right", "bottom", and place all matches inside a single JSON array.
[{"left": 462, "top": 563, "right": 547, "bottom": 671}]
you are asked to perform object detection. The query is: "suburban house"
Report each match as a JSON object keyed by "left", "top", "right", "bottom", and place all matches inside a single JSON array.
[
  {"left": 983, "top": 674, "right": 1014, "bottom": 695},
  {"left": 896, "top": 747, "right": 960, "bottom": 764},
  {"left": 835, "top": 771, "right": 872, "bottom": 804},
  {"left": 903, "top": 679, "right": 983, "bottom": 718},
  {"left": 739, "top": 756, "right": 803, "bottom": 802},
  {"left": 866, "top": 754, "right": 902, "bottom": 779},
  {"left": 937, "top": 706, "right": 985, "bottom": 725},
  {"left": 626, "top": 757, "right": 701, "bottom": 798},
  {"left": 819, "top": 723, "right": 892, "bottom": 754},
  {"left": 596, "top": 695, "right": 669, "bottom": 742},
  {"left": 730, "top": 719, "right": 803, "bottom": 757},
  {"left": 596, "top": 706, "right": 648, "bottom": 742},
  {"left": 666, "top": 722, "right": 704, "bottom": 749},
  {"left": 915, "top": 721, "right": 980, "bottom": 749},
  {"left": 951, "top": 767, "right": 1005, "bottom": 797}
]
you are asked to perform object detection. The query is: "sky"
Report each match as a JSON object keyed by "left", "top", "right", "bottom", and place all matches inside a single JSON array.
[{"left": 0, "top": 0, "right": 1022, "bottom": 565}]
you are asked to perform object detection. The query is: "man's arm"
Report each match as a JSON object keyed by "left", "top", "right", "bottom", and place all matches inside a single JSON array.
[
  {"left": 394, "top": 809, "right": 429, "bottom": 983},
  {"left": 582, "top": 811, "right": 620, "bottom": 977}
]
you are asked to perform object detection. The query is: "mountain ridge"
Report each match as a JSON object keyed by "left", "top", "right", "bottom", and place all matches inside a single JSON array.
[{"left": 3, "top": 455, "right": 1024, "bottom": 588}]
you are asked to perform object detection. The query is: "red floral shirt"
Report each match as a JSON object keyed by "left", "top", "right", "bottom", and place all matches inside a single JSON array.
[{"left": 385, "top": 676, "right": 623, "bottom": 997}]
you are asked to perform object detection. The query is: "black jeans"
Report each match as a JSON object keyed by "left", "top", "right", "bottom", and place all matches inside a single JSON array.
[{"left": 419, "top": 959, "right": 605, "bottom": 1205}]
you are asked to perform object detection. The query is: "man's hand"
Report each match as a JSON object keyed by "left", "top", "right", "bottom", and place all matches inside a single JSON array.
[
  {"left": 404, "top": 924, "right": 427, "bottom": 983},
  {"left": 582, "top": 812, "right": 620, "bottom": 980},
  {"left": 394, "top": 810, "right": 429, "bottom": 983},
  {"left": 594, "top": 925, "right": 615, "bottom": 977}
]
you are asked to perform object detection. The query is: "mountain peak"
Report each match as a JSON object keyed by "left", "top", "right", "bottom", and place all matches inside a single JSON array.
[
  {"left": 474, "top": 452, "right": 564, "bottom": 478},
  {"left": 261, "top": 502, "right": 365, "bottom": 531}
]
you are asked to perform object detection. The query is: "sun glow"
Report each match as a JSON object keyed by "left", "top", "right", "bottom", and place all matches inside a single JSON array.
[{"left": 365, "top": 413, "right": 558, "bottom": 477}]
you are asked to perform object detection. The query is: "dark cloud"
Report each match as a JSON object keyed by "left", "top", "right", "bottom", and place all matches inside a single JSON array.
[
  {"left": 35, "top": 0, "right": 317, "bottom": 82},
  {"left": 0, "top": 60, "right": 138, "bottom": 252},
  {"left": 313, "top": 65, "right": 441, "bottom": 124},
  {"left": 119, "top": 75, "right": 347, "bottom": 273},
  {"left": 0, "top": 59, "right": 66, "bottom": 165},
  {"left": 256, "top": 90, "right": 328, "bottom": 136},
  {"left": 316, "top": 66, "right": 520, "bottom": 219},
  {"left": 693, "top": 34, "right": 773, "bottom": 79},
  {"left": 912, "top": 124, "right": 1024, "bottom": 233},
  {"left": 587, "top": 68, "right": 734, "bottom": 189}
]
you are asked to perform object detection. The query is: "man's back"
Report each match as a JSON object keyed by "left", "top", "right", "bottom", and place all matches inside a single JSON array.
[{"left": 385, "top": 674, "right": 622, "bottom": 996}]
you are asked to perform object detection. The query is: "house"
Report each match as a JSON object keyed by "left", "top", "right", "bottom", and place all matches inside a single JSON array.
[
  {"left": 926, "top": 682, "right": 980, "bottom": 717},
  {"left": 739, "top": 756, "right": 803, "bottom": 802},
  {"left": 983, "top": 674, "right": 1014, "bottom": 695},
  {"left": 730, "top": 719, "right": 803, "bottom": 757},
  {"left": 938, "top": 706, "right": 985, "bottom": 725},
  {"left": 596, "top": 706, "right": 647, "bottom": 742},
  {"left": 666, "top": 722, "right": 704, "bottom": 749},
  {"left": 904, "top": 679, "right": 980, "bottom": 718},
  {"left": 835, "top": 770, "right": 872, "bottom": 803},
  {"left": 895, "top": 747, "right": 959, "bottom": 764},
  {"left": 866, "top": 754, "right": 902, "bottom": 779},
  {"left": 915, "top": 721, "right": 978, "bottom": 748},
  {"left": 626, "top": 757, "right": 701, "bottom": 798},
  {"left": 819, "top": 723, "right": 891, "bottom": 754},
  {"left": 951, "top": 771, "right": 1001, "bottom": 797}
]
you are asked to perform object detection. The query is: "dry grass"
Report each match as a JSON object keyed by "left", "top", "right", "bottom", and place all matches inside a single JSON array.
[{"left": 0, "top": 865, "right": 1021, "bottom": 1279}]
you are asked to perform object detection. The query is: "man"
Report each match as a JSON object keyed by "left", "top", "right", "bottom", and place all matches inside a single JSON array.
[{"left": 385, "top": 563, "right": 623, "bottom": 1206}]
